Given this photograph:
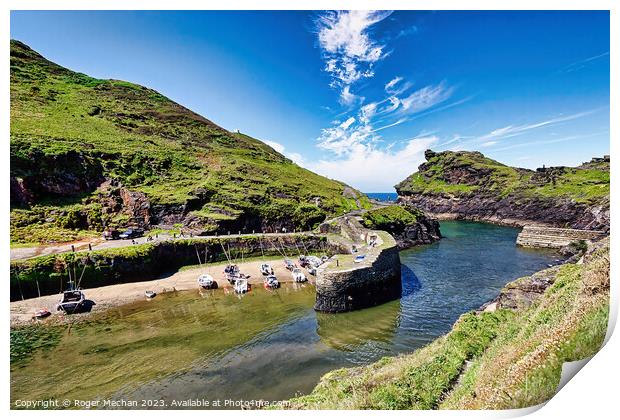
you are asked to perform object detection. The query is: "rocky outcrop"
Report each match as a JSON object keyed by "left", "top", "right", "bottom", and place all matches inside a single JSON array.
[
  {"left": 10, "top": 147, "right": 105, "bottom": 206},
  {"left": 392, "top": 215, "right": 441, "bottom": 249},
  {"left": 396, "top": 150, "right": 610, "bottom": 232},
  {"left": 359, "top": 204, "right": 441, "bottom": 250}
]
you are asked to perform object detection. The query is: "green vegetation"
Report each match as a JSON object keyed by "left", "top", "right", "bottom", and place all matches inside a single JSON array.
[
  {"left": 396, "top": 150, "right": 610, "bottom": 204},
  {"left": 361, "top": 205, "right": 422, "bottom": 233},
  {"left": 10, "top": 324, "right": 65, "bottom": 365},
  {"left": 10, "top": 40, "right": 370, "bottom": 245},
  {"left": 286, "top": 240, "right": 609, "bottom": 409}
]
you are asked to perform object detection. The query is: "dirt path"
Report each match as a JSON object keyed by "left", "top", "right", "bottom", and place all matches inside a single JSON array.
[{"left": 10, "top": 257, "right": 315, "bottom": 326}]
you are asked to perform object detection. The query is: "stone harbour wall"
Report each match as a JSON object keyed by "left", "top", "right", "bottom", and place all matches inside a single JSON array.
[{"left": 314, "top": 232, "right": 402, "bottom": 313}]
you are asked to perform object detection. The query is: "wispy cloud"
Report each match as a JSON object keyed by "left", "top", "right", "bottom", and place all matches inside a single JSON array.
[
  {"left": 436, "top": 109, "right": 603, "bottom": 152},
  {"left": 558, "top": 51, "right": 609, "bottom": 73},
  {"left": 440, "top": 110, "right": 599, "bottom": 152},
  {"left": 316, "top": 10, "right": 393, "bottom": 104},
  {"left": 399, "top": 83, "right": 453, "bottom": 114},
  {"left": 490, "top": 131, "right": 608, "bottom": 152},
  {"left": 384, "top": 76, "right": 413, "bottom": 95}
]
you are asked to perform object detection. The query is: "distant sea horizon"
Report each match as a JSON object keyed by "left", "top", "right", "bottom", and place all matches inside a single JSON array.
[{"left": 365, "top": 192, "right": 398, "bottom": 202}]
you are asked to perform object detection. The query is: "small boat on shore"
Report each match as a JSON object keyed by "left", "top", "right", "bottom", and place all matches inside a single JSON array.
[
  {"left": 34, "top": 308, "right": 51, "bottom": 319},
  {"left": 306, "top": 255, "right": 323, "bottom": 267},
  {"left": 308, "top": 266, "right": 317, "bottom": 276},
  {"left": 298, "top": 255, "right": 309, "bottom": 267},
  {"left": 264, "top": 274, "right": 280, "bottom": 289},
  {"left": 57, "top": 281, "right": 86, "bottom": 314},
  {"left": 292, "top": 268, "right": 307, "bottom": 283},
  {"left": 284, "top": 259, "right": 295, "bottom": 271},
  {"left": 145, "top": 290, "right": 157, "bottom": 299},
  {"left": 354, "top": 255, "right": 366, "bottom": 263},
  {"left": 234, "top": 278, "right": 250, "bottom": 294},
  {"left": 198, "top": 274, "right": 218, "bottom": 289},
  {"left": 260, "top": 263, "right": 274, "bottom": 275}
]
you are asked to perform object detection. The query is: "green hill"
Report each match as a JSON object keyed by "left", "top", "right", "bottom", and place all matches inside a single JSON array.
[
  {"left": 10, "top": 40, "right": 370, "bottom": 245},
  {"left": 395, "top": 150, "right": 609, "bottom": 231}
]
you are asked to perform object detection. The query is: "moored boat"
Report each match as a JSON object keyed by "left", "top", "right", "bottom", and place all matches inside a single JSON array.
[
  {"left": 260, "top": 263, "right": 274, "bottom": 275},
  {"left": 264, "top": 274, "right": 280, "bottom": 289},
  {"left": 292, "top": 268, "right": 307, "bottom": 283},
  {"left": 198, "top": 274, "right": 218, "bottom": 289},
  {"left": 233, "top": 278, "right": 250, "bottom": 294},
  {"left": 284, "top": 259, "right": 295, "bottom": 271}
]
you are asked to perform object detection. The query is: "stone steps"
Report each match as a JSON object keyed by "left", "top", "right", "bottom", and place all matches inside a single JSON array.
[{"left": 516, "top": 226, "right": 605, "bottom": 249}]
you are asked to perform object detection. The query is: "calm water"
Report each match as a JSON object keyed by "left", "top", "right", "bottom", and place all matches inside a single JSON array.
[
  {"left": 11, "top": 221, "right": 559, "bottom": 407},
  {"left": 365, "top": 192, "right": 398, "bottom": 202}
]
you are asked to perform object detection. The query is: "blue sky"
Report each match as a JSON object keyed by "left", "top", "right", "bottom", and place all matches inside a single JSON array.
[{"left": 11, "top": 10, "right": 610, "bottom": 191}]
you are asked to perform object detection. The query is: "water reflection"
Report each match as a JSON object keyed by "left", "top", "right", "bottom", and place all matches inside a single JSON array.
[{"left": 316, "top": 299, "right": 401, "bottom": 352}]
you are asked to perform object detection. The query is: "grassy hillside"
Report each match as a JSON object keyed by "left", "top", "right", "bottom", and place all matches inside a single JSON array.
[
  {"left": 286, "top": 239, "right": 609, "bottom": 409},
  {"left": 10, "top": 40, "right": 370, "bottom": 245},
  {"left": 361, "top": 205, "right": 421, "bottom": 231},
  {"left": 396, "top": 150, "right": 610, "bottom": 205}
]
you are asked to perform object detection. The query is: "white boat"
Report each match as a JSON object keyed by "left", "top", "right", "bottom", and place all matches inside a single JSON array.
[
  {"left": 224, "top": 264, "right": 240, "bottom": 284},
  {"left": 308, "top": 266, "right": 317, "bottom": 276},
  {"left": 284, "top": 259, "right": 295, "bottom": 271},
  {"left": 306, "top": 256, "right": 323, "bottom": 267},
  {"left": 260, "top": 263, "right": 274, "bottom": 275},
  {"left": 198, "top": 274, "right": 217, "bottom": 289},
  {"left": 56, "top": 281, "right": 86, "bottom": 314},
  {"left": 264, "top": 274, "right": 280, "bottom": 289},
  {"left": 145, "top": 290, "right": 157, "bottom": 298},
  {"left": 292, "top": 268, "right": 307, "bottom": 283},
  {"left": 233, "top": 278, "right": 249, "bottom": 294}
]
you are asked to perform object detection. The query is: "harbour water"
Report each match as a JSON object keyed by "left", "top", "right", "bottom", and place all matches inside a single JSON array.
[{"left": 11, "top": 221, "right": 559, "bottom": 408}]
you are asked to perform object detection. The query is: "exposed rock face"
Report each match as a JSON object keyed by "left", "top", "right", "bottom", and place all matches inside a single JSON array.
[
  {"left": 119, "top": 188, "right": 151, "bottom": 227},
  {"left": 396, "top": 150, "right": 610, "bottom": 232},
  {"left": 10, "top": 149, "right": 105, "bottom": 206},
  {"left": 359, "top": 204, "right": 441, "bottom": 250},
  {"left": 393, "top": 215, "right": 441, "bottom": 249}
]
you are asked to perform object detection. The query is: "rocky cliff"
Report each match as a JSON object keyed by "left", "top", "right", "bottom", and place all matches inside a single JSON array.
[
  {"left": 10, "top": 40, "right": 371, "bottom": 245},
  {"left": 396, "top": 150, "right": 609, "bottom": 232},
  {"left": 360, "top": 205, "right": 441, "bottom": 249}
]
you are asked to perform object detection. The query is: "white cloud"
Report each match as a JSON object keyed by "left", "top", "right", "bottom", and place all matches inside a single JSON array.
[
  {"left": 385, "top": 76, "right": 402, "bottom": 92},
  {"left": 309, "top": 136, "right": 437, "bottom": 191},
  {"left": 400, "top": 83, "right": 453, "bottom": 113},
  {"left": 316, "top": 10, "right": 392, "bottom": 104},
  {"left": 384, "top": 76, "right": 413, "bottom": 95},
  {"left": 340, "top": 85, "right": 364, "bottom": 105},
  {"left": 264, "top": 140, "right": 285, "bottom": 154},
  {"left": 264, "top": 140, "right": 306, "bottom": 166}
]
